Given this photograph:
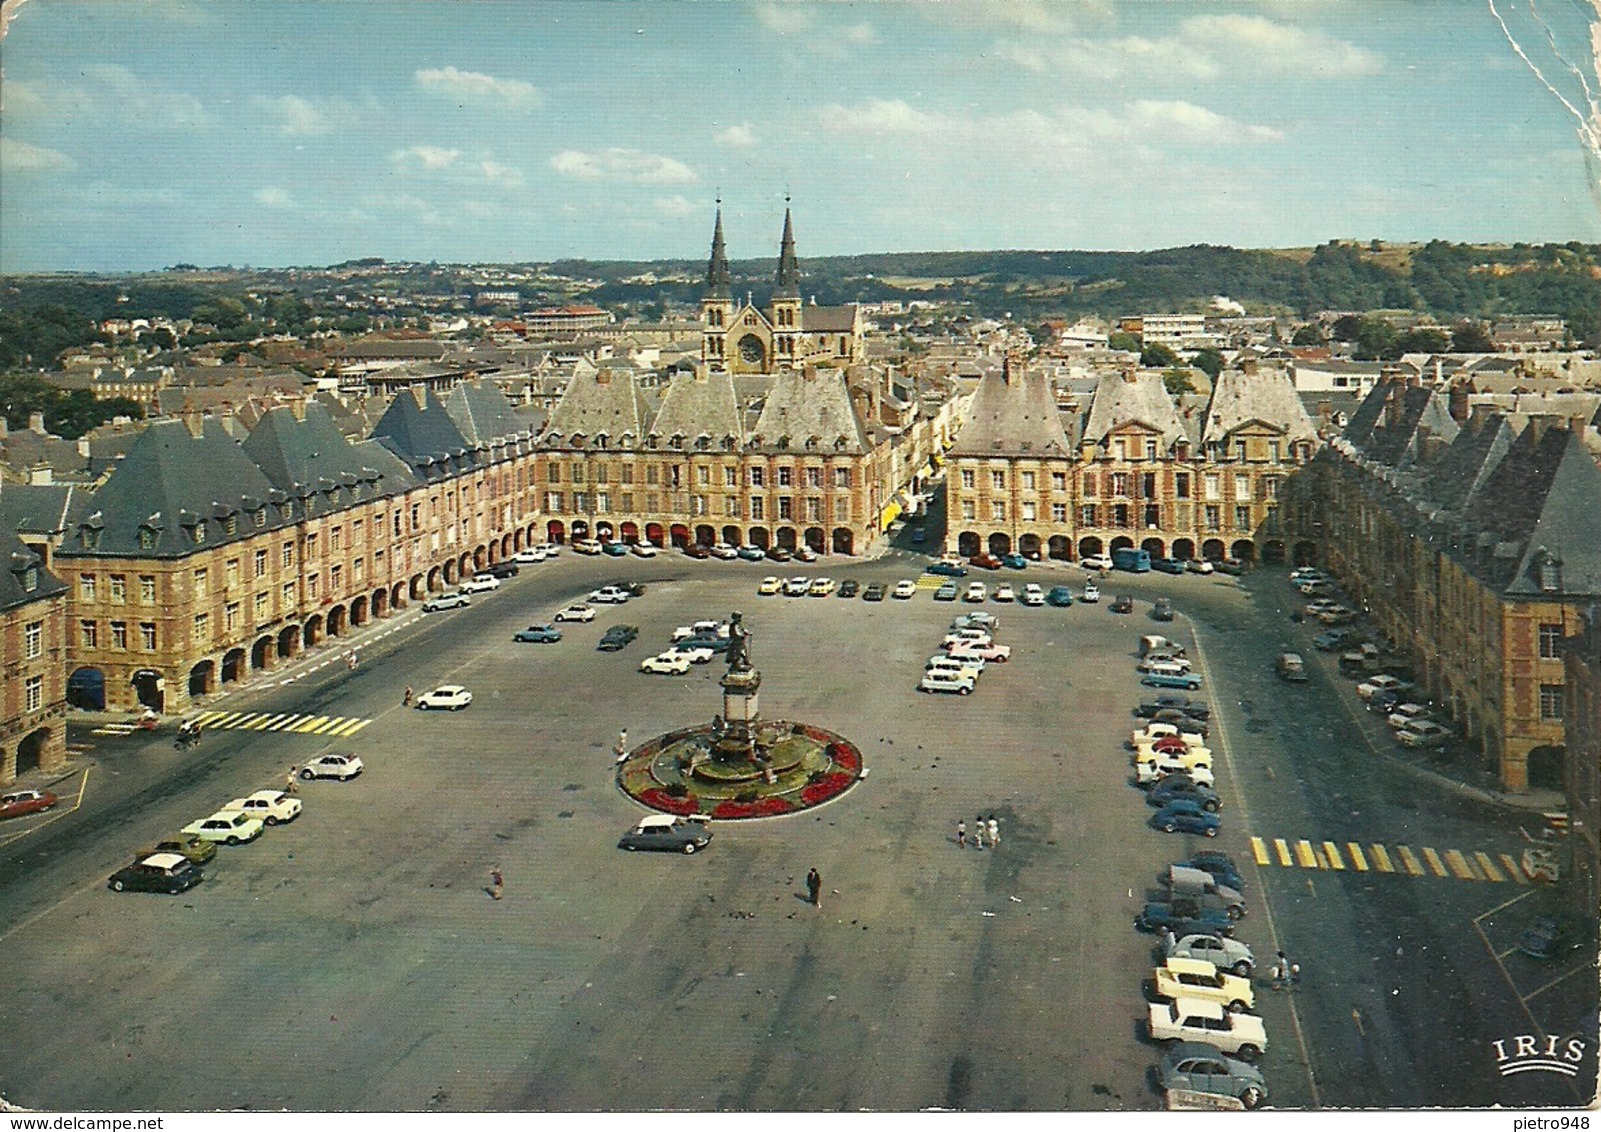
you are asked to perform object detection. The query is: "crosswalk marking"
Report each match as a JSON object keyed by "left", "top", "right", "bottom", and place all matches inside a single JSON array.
[
  {"left": 1474, "top": 852, "right": 1505, "bottom": 883},
  {"left": 1421, "top": 847, "right": 1449, "bottom": 878},
  {"left": 1500, "top": 853, "right": 1527, "bottom": 884},
  {"left": 1294, "top": 840, "right": 1318, "bottom": 868},
  {"left": 1274, "top": 838, "right": 1293, "bottom": 867},
  {"left": 1346, "top": 843, "right": 1369, "bottom": 872},
  {"left": 168, "top": 709, "right": 373, "bottom": 738},
  {"left": 1444, "top": 849, "right": 1477, "bottom": 880},
  {"left": 1397, "top": 846, "right": 1425, "bottom": 876},
  {"left": 1370, "top": 845, "right": 1394, "bottom": 873},
  {"left": 1251, "top": 837, "right": 1270, "bottom": 866},
  {"left": 1322, "top": 841, "right": 1346, "bottom": 870},
  {"left": 296, "top": 716, "right": 330, "bottom": 733}
]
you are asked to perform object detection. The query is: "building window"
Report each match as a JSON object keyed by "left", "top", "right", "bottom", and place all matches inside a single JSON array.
[
  {"left": 595, "top": 465, "right": 608, "bottom": 485},
  {"left": 25, "top": 675, "right": 42, "bottom": 713},
  {"left": 411, "top": 503, "right": 422, "bottom": 530},
  {"left": 140, "top": 622, "right": 156, "bottom": 650},
  {"left": 1540, "top": 684, "right": 1565, "bottom": 721},
  {"left": 330, "top": 564, "right": 342, "bottom": 590},
  {"left": 546, "top": 492, "right": 563, "bottom": 512},
  {"left": 1082, "top": 473, "right": 1097, "bottom": 495},
  {"left": 962, "top": 500, "right": 976, "bottom": 521},
  {"left": 750, "top": 497, "right": 764, "bottom": 520},
  {"left": 225, "top": 602, "right": 239, "bottom": 632},
  {"left": 1112, "top": 473, "right": 1129, "bottom": 496},
  {"left": 226, "top": 559, "right": 240, "bottom": 587},
  {"left": 991, "top": 470, "right": 1006, "bottom": 490},
  {"left": 1080, "top": 505, "right": 1097, "bottom": 526},
  {"left": 1144, "top": 504, "right": 1160, "bottom": 528},
  {"left": 691, "top": 495, "right": 706, "bottom": 516},
  {"left": 1052, "top": 502, "right": 1067, "bottom": 522},
  {"left": 1051, "top": 471, "right": 1066, "bottom": 491},
  {"left": 193, "top": 612, "right": 208, "bottom": 640},
  {"left": 254, "top": 592, "right": 269, "bottom": 621},
  {"left": 24, "top": 620, "right": 42, "bottom": 659},
  {"left": 596, "top": 493, "right": 610, "bottom": 514},
  {"left": 1141, "top": 473, "right": 1156, "bottom": 498},
  {"left": 194, "top": 567, "right": 208, "bottom": 597},
  {"left": 835, "top": 467, "right": 851, "bottom": 488},
  {"left": 1269, "top": 440, "right": 1281, "bottom": 463},
  {"left": 22, "top": 566, "right": 37, "bottom": 592},
  {"left": 725, "top": 497, "right": 741, "bottom": 518},
  {"left": 1264, "top": 478, "right": 1279, "bottom": 501},
  {"left": 778, "top": 467, "right": 792, "bottom": 487},
  {"left": 254, "top": 549, "right": 268, "bottom": 578},
  {"left": 806, "top": 468, "right": 823, "bottom": 488},
  {"left": 961, "top": 469, "right": 976, "bottom": 489},
  {"left": 778, "top": 497, "right": 793, "bottom": 520},
  {"left": 109, "top": 575, "right": 126, "bottom": 603},
  {"left": 282, "top": 581, "right": 295, "bottom": 605},
  {"left": 991, "top": 501, "right": 1006, "bottom": 521},
  {"left": 805, "top": 498, "right": 821, "bottom": 522},
  {"left": 80, "top": 574, "right": 96, "bottom": 601},
  {"left": 1022, "top": 501, "right": 1037, "bottom": 521},
  {"left": 111, "top": 621, "right": 127, "bottom": 649},
  {"left": 81, "top": 620, "right": 97, "bottom": 648},
  {"left": 724, "top": 467, "right": 738, "bottom": 487},
  {"left": 353, "top": 557, "right": 365, "bottom": 581},
  {"left": 835, "top": 498, "right": 851, "bottom": 521},
  {"left": 622, "top": 465, "right": 634, "bottom": 485},
  {"left": 1175, "top": 473, "right": 1191, "bottom": 500},
  {"left": 1021, "top": 471, "right": 1036, "bottom": 491},
  {"left": 646, "top": 465, "right": 659, "bottom": 486},
  {"left": 1235, "top": 505, "right": 1252, "bottom": 530},
  {"left": 749, "top": 467, "right": 764, "bottom": 487},
  {"left": 1146, "top": 441, "right": 1158, "bottom": 461},
  {"left": 1538, "top": 623, "right": 1564, "bottom": 659},
  {"left": 1112, "top": 503, "right": 1130, "bottom": 527},
  {"left": 1235, "top": 441, "right": 1248, "bottom": 462},
  {"left": 1205, "top": 505, "right": 1221, "bottom": 531},
  {"left": 698, "top": 466, "right": 711, "bottom": 486},
  {"left": 1204, "top": 474, "right": 1220, "bottom": 501}
]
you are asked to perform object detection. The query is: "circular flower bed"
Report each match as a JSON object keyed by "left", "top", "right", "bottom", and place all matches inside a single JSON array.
[{"left": 617, "top": 720, "right": 864, "bottom": 820}]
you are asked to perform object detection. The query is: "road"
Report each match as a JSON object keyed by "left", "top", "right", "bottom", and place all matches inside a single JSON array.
[{"left": 0, "top": 541, "right": 1592, "bottom": 1111}]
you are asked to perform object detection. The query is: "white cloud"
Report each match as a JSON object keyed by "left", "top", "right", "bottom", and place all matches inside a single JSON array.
[
  {"left": 818, "top": 99, "right": 944, "bottom": 137},
  {"left": 415, "top": 66, "right": 543, "bottom": 110},
  {"left": 80, "top": 63, "right": 209, "bottom": 129},
  {"left": 655, "top": 195, "right": 695, "bottom": 218},
  {"left": 478, "top": 160, "right": 524, "bottom": 187},
  {"left": 842, "top": 22, "right": 877, "bottom": 47},
  {"left": 254, "top": 186, "right": 295, "bottom": 209},
  {"left": 755, "top": 3, "right": 812, "bottom": 35},
  {"left": 252, "top": 94, "right": 357, "bottom": 137},
  {"left": 1179, "top": 14, "right": 1381, "bottom": 76},
  {"left": 550, "top": 148, "right": 697, "bottom": 184},
  {"left": 715, "top": 123, "right": 758, "bottom": 148},
  {"left": 0, "top": 136, "right": 74, "bottom": 173},
  {"left": 391, "top": 145, "right": 462, "bottom": 170},
  {"left": 1118, "top": 100, "right": 1284, "bottom": 144}
]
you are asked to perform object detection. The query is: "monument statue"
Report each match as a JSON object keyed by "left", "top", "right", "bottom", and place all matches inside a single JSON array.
[{"left": 725, "top": 610, "right": 753, "bottom": 673}]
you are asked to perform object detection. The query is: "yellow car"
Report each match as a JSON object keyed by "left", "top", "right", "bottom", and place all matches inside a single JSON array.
[
  {"left": 758, "top": 576, "right": 782, "bottom": 595},
  {"left": 1153, "top": 956, "right": 1255, "bottom": 1013}
]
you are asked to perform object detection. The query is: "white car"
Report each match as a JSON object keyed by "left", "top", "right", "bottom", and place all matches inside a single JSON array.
[
  {"left": 1153, "top": 957, "right": 1255, "bottom": 1013},
  {"left": 1289, "top": 567, "right": 1324, "bottom": 583},
  {"left": 673, "top": 620, "right": 727, "bottom": 642},
  {"left": 512, "top": 547, "right": 548, "bottom": 564},
  {"left": 1081, "top": 553, "right": 1113, "bottom": 572},
  {"left": 1358, "top": 673, "right": 1413, "bottom": 700},
  {"left": 1134, "top": 747, "right": 1214, "bottom": 776},
  {"left": 1148, "top": 998, "right": 1267, "bottom": 1061},
  {"left": 1135, "top": 759, "right": 1216, "bottom": 788},
  {"left": 795, "top": 546, "right": 819, "bottom": 563},
  {"left": 1021, "top": 583, "right": 1045, "bottom": 606},
  {"left": 920, "top": 669, "right": 976, "bottom": 695},
  {"left": 709, "top": 542, "right": 739, "bottom": 560},
  {"left": 221, "top": 790, "right": 302, "bottom": 826},
  {"left": 588, "top": 586, "right": 631, "bottom": 604},
  {"left": 1387, "top": 703, "right": 1434, "bottom": 729},
  {"left": 1138, "top": 655, "right": 1194, "bottom": 675},
  {"left": 993, "top": 584, "right": 1015, "bottom": 603},
  {"left": 535, "top": 542, "right": 561, "bottom": 557},
  {"left": 630, "top": 542, "right": 658, "bottom": 558},
  {"left": 1082, "top": 581, "right": 1100, "bottom": 603},
  {"left": 948, "top": 641, "right": 1011, "bottom": 663},
  {"left": 809, "top": 577, "right": 837, "bottom": 596},
  {"left": 964, "top": 582, "right": 987, "bottom": 603},
  {"left": 951, "top": 612, "right": 998, "bottom": 631},
  {"left": 640, "top": 651, "right": 692, "bottom": 675},
  {"left": 298, "top": 753, "right": 364, "bottom": 781},
  {"left": 927, "top": 654, "right": 984, "bottom": 681},
  {"left": 183, "top": 810, "right": 264, "bottom": 845},
  {"left": 571, "top": 538, "right": 603, "bottom": 555},
  {"left": 415, "top": 685, "right": 473, "bottom": 711},
  {"left": 892, "top": 580, "right": 918, "bottom": 600},
  {"left": 784, "top": 577, "right": 810, "bottom": 596},
  {"left": 421, "top": 591, "right": 470, "bottom": 612},
  {"left": 555, "top": 604, "right": 597, "bottom": 623},
  {"left": 460, "top": 574, "right": 501, "bottom": 594},
  {"left": 1397, "top": 719, "right": 1452, "bottom": 749},
  {"left": 1186, "top": 559, "right": 1215, "bottom": 575}
]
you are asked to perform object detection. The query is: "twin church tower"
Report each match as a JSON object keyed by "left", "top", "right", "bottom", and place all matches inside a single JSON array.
[{"left": 699, "top": 203, "right": 864, "bottom": 375}]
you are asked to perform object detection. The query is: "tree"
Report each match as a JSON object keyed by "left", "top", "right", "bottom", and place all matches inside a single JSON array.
[
  {"left": 1451, "top": 321, "right": 1495, "bottom": 352},
  {"left": 1163, "top": 367, "right": 1198, "bottom": 395},
  {"left": 1189, "top": 348, "right": 1225, "bottom": 379},
  {"left": 1108, "top": 330, "right": 1140, "bottom": 352},
  {"left": 1290, "top": 324, "right": 1324, "bottom": 347},
  {"left": 1140, "top": 342, "right": 1179, "bottom": 369},
  {"left": 1393, "top": 328, "right": 1451, "bottom": 355}
]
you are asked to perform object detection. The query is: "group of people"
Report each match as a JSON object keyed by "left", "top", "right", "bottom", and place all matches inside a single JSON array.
[
  {"left": 174, "top": 719, "right": 204, "bottom": 749},
  {"left": 955, "top": 815, "right": 1002, "bottom": 850}
]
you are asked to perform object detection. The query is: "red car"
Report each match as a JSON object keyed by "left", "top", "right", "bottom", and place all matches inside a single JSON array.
[
  {"left": 0, "top": 789, "right": 58, "bottom": 820},
  {"left": 1151, "top": 735, "right": 1189, "bottom": 755},
  {"left": 969, "top": 553, "right": 1003, "bottom": 570},
  {"left": 683, "top": 543, "right": 712, "bottom": 560}
]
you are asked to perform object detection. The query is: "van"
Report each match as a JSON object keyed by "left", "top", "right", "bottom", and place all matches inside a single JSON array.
[
  {"left": 1166, "top": 865, "right": 1247, "bottom": 917},
  {"left": 1140, "top": 635, "right": 1186, "bottom": 659},
  {"left": 1275, "top": 653, "right": 1308, "bottom": 682}
]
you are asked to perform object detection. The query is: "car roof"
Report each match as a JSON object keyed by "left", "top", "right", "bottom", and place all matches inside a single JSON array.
[
  {"left": 1163, "top": 955, "right": 1223, "bottom": 977},
  {"left": 434, "top": 684, "right": 466, "bottom": 693},
  {"left": 1169, "top": 996, "right": 1227, "bottom": 1019},
  {"left": 140, "top": 852, "right": 189, "bottom": 869},
  {"left": 635, "top": 814, "right": 683, "bottom": 830}
]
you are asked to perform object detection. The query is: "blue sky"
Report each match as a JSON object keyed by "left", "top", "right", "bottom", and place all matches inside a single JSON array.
[{"left": 2, "top": 0, "right": 1599, "bottom": 271}]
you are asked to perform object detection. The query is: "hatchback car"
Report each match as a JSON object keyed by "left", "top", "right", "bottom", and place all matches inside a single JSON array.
[
  {"left": 1001, "top": 553, "right": 1028, "bottom": 570},
  {"left": 1148, "top": 998, "right": 1266, "bottom": 1061},
  {"left": 757, "top": 576, "right": 782, "bottom": 595},
  {"left": 920, "top": 669, "right": 976, "bottom": 695},
  {"left": 1046, "top": 585, "right": 1074, "bottom": 607},
  {"left": 964, "top": 582, "right": 987, "bottom": 603},
  {"left": 1021, "top": 584, "right": 1045, "bottom": 606},
  {"left": 421, "top": 591, "right": 471, "bottom": 612},
  {"left": 993, "top": 584, "right": 1015, "bottom": 603},
  {"left": 631, "top": 542, "right": 659, "bottom": 558},
  {"left": 298, "top": 753, "right": 364, "bottom": 781},
  {"left": 795, "top": 546, "right": 819, "bottom": 563},
  {"left": 618, "top": 814, "right": 712, "bottom": 854},
  {"left": 598, "top": 625, "right": 640, "bottom": 652},
  {"left": 1082, "top": 581, "right": 1100, "bottom": 603},
  {"left": 934, "top": 581, "right": 959, "bottom": 602},
  {"left": 555, "top": 604, "right": 596, "bottom": 623},
  {"left": 108, "top": 852, "right": 204, "bottom": 895},
  {"left": 514, "top": 623, "right": 563, "bottom": 643},
  {"left": 640, "top": 651, "right": 692, "bottom": 675},
  {"left": 0, "top": 789, "right": 58, "bottom": 819},
  {"left": 1158, "top": 1042, "right": 1267, "bottom": 1109},
  {"left": 862, "top": 582, "right": 887, "bottom": 602},
  {"left": 1151, "top": 800, "right": 1221, "bottom": 836},
  {"left": 416, "top": 685, "right": 473, "bottom": 710},
  {"left": 183, "top": 810, "right": 264, "bottom": 845},
  {"left": 460, "top": 574, "right": 501, "bottom": 594},
  {"left": 1080, "top": 553, "right": 1113, "bottom": 572},
  {"left": 809, "top": 577, "right": 837, "bottom": 596},
  {"left": 139, "top": 834, "right": 217, "bottom": 866},
  {"left": 892, "top": 580, "right": 918, "bottom": 600},
  {"left": 1165, "top": 930, "right": 1256, "bottom": 977}
]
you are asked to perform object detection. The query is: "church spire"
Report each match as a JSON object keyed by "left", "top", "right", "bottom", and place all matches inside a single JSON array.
[
  {"left": 705, "top": 202, "right": 731, "bottom": 298},
  {"left": 774, "top": 201, "right": 800, "bottom": 297}
]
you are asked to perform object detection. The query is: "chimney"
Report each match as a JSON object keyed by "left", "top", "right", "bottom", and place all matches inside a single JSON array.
[
  {"left": 1447, "top": 383, "right": 1470, "bottom": 424},
  {"left": 28, "top": 412, "right": 45, "bottom": 433},
  {"left": 29, "top": 464, "right": 53, "bottom": 485},
  {"left": 182, "top": 410, "right": 206, "bottom": 438},
  {"left": 1241, "top": 356, "right": 1258, "bottom": 376}
]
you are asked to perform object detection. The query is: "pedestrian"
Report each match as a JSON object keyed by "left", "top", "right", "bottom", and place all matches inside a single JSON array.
[
  {"left": 402, "top": 685, "right": 413, "bottom": 707},
  {"left": 973, "top": 814, "right": 985, "bottom": 850},
  {"left": 988, "top": 815, "right": 1000, "bottom": 848},
  {"left": 1272, "top": 950, "right": 1289, "bottom": 989},
  {"left": 957, "top": 819, "right": 966, "bottom": 848},
  {"left": 285, "top": 766, "right": 299, "bottom": 794},
  {"left": 490, "top": 867, "right": 504, "bottom": 901},
  {"left": 806, "top": 867, "right": 821, "bottom": 909},
  {"left": 616, "top": 728, "right": 629, "bottom": 760}
]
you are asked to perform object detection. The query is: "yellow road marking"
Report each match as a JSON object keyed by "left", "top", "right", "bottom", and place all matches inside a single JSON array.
[
  {"left": 311, "top": 717, "right": 347, "bottom": 734},
  {"left": 1500, "top": 853, "right": 1527, "bottom": 884},
  {"left": 244, "top": 714, "right": 279, "bottom": 731},
  {"left": 1421, "top": 847, "right": 1449, "bottom": 877},
  {"left": 1322, "top": 841, "right": 1346, "bottom": 870},
  {"left": 338, "top": 719, "right": 372, "bottom": 738},
  {"left": 1346, "top": 843, "right": 1369, "bottom": 872},
  {"left": 213, "top": 711, "right": 247, "bottom": 728},
  {"left": 1397, "top": 846, "right": 1425, "bottom": 876},
  {"left": 1474, "top": 852, "right": 1505, "bottom": 883},
  {"left": 1294, "top": 840, "right": 1319, "bottom": 868},
  {"left": 1274, "top": 839, "right": 1293, "bottom": 867},
  {"left": 273, "top": 714, "right": 308, "bottom": 731},
  {"left": 1444, "top": 849, "right": 1477, "bottom": 880},
  {"left": 1370, "top": 845, "right": 1394, "bottom": 873},
  {"left": 1251, "top": 837, "right": 1270, "bottom": 866},
  {"left": 295, "top": 716, "right": 330, "bottom": 733},
  {"left": 191, "top": 710, "right": 226, "bottom": 725},
  {"left": 324, "top": 718, "right": 359, "bottom": 737}
]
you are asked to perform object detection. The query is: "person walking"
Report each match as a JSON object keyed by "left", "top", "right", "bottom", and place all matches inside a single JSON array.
[
  {"left": 285, "top": 766, "right": 300, "bottom": 794},
  {"left": 402, "top": 685, "right": 413, "bottom": 707},
  {"left": 806, "top": 867, "right": 822, "bottom": 909},
  {"left": 988, "top": 815, "right": 1000, "bottom": 848},
  {"left": 490, "top": 867, "right": 504, "bottom": 901},
  {"left": 973, "top": 814, "right": 985, "bottom": 850},
  {"left": 615, "top": 728, "right": 629, "bottom": 761},
  {"left": 957, "top": 819, "right": 966, "bottom": 848}
]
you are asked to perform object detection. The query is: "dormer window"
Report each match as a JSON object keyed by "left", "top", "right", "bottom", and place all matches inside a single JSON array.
[
  {"left": 1538, "top": 550, "right": 1562, "bottom": 594},
  {"left": 223, "top": 515, "right": 237, "bottom": 537},
  {"left": 777, "top": 436, "right": 790, "bottom": 450},
  {"left": 695, "top": 436, "right": 710, "bottom": 451},
  {"left": 805, "top": 436, "right": 819, "bottom": 451},
  {"left": 722, "top": 435, "right": 736, "bottom": 451},
  {"left": 254, "top": 508, "right": 267, "bottom": 528},
  {"left": 595, "top": 433, "right": 609, "bottom": 449},
  {"left": 80, "top": 527, "right": 101, "bottom": 551},
  {"left": 22, "top": 565, "right": 38, "bottom": 593}
]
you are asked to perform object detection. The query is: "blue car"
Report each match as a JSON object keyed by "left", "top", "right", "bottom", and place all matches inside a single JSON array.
[
  {"left": 1046, "top": 585, "right": 1074, "bottom": 607},
  {"left": 1135, "top": 899, "right": 1235, "bottom": 935},
  {"left": 1001, "top": 553, "right": 1028, "bottom": 570},
  {"left": 926, "top": 561, "right": 969, "bottom": 578},
  {"left": 1153, "top": 557, "right": 1186, "bottom": 575},
  {"left": 1151, "top": 799, "right": 1222, "bottom": 836},
  {"left": 737, "top": 545, "right": 767, "bottom": 561},
  {"left": 1143, "top": 671, "right": 1202, "bottom": 691},
  {"left": 602, "top": 541, "right": 629, "bottom": 557},
  {"left": 1182, "top": 852, "right": 1245, "bottom": 893},
  {"left": 934, "top": 581, "right": 959, "bottom": 601},
  {"left": 513, "top": 623, "right": 563, "bottom": 643}
]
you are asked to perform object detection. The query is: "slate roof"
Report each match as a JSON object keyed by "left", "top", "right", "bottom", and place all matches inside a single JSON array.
[
  {"left": 543, "top": 363, "right": 653, "bottom": 442},
  {"left": 0, "top": 528, "right": 65, "bottom": 614},
  {"left": 1080, "top": 371, "right": 1190, "bottom": 450},
  {"left": 801, "top": 305, "right": 858, "bottom": 333},
  {"left": 1344, "top": 379, "right": 1460, "bottom": 467},
  {"left": 58, "top": 419, "right": 288, "bottom": 560},
  {"left": 368, "top": 386, "right": 476, "bottom": 474},
  {"left": 242, "top": 403, "right": 415, "bottom": 512},
  {"left": 444, "top": 379, "right": 526, "bottom": 445},
  {"left": 1419, "top": 411, "right": 1517, "bottom": 514},
  {"left": 0, "top": 483, "right": 85, "bottom": 538},
  {"left": 949, "top": 363, "right": 1072, "bottom": 458},
  {"left": 1201, "top": 368, "right": 1319, "bottom": 446},
  {"left": 649, "top": 370, "right": 744, "bottom": 444},
  {"left": 750, "top": 369, "right": 866, "bottom": 453}
]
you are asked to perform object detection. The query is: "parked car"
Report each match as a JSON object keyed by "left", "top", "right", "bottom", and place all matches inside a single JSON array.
[
  {"left": 1163, "top": 866, "right": 1245, "bottom": 917},
  {"left": 486, "top": 561, "right": 519, "bottom": 578},
  {"left": 1135, "top": 897, "right": 1236, "bottom": 937},
  {"left": 794, "top": 546, "right": 819, "bottom": 563},
  {"left": 670, "top": 644, "right": 716, "bottom": 665},
  {"left": 416, "top": 684, "right": 473, "bottom": 710},
  {"left": 587, "top": 585, "right": 632, "bottom": 604},
  {"left": 139, "top": 834, "right": 217, "bottom": 866},
  {"left": 1148, "top": 998, "right": 1266, "bottom": 1060},
  {"left": 1148, "top": 776, "right": 1222, "bottom": 813},
  {"left": 182, "top": 810, "right": 264, "bottom": 845},
  {"left": 534, "top": 542, "right": 561, "bottom": 557},
  {"left": 460, "top": 573, "right": 501, "bottom": 594},
  {"left": 421, "top": 591, "right": 470, "bottom": 612},
  {"left": 1185, "top": 559, "right": 1215, "bottom": 575},
  {"left": 555, "top": 604, "right": 596, "bottom": 623},
  {"left": 1151, "top": 800, "right": 1222, "bottom": 836},
  {"left": 1386, "top": 703, "right": 1434, "bottom": 729},
  {"left": 618, "top": 813, "right": 712, "bottom": 854},
  {"left": 1021, "top": 583, "right": 1045, "bottom": 606},
  {"left": 1158, "top": 1041, "right": 1267, "bottom": 1109},
  {"left": 632, "top": 542, "right": 660, "bottom": 558},
  {"left": 1080, "top": 553, "right": 1113, "bottom": 571},
  {"left": 1165, "top": 930, "right": 1256, "bottom": 977},
  {"left": 926, "top": 654, "right": 984, "bottom": 682},
  {"left": 1082, "top": 581, "right": 1100, "bottom": 603},
  {"left": 677, "top": 635, "right": 730, "bottom": 655},
  {"left": 1001, "top": 552, "right": 1028, "bottom": 570},
  {"left": 640, "top": 651, "right": 692, "bottom": 675},
  {"left": 784, "top": 577, "right": 811, "bottom": 596},
  {"left": 512, "top": 547, "right": 548, "bottom": 564},
  {"left": 1181, "top": 852, "right": 1245, "bottom": 894},
  {"left": 513, "top": 624, "right": 563, "bottom": 643},
  {"left": 839, "top": 579, "right": 860, "bottom": 598},
  {"left": 1137, "top": 696, "right": 1210, "bottom": 720},
  {"left": 1110, "top": 593, "right": 1135, "bottom": 614},
  {"left": 673, "top": 620, "right": 728, "bottom": 641},
  {"left": 1153, "top": 557, "right": 1186, "bottom": 576},
  {"left": 948, "top": 640, "right": 1011, "bottom": 663},
  {"left": 0, "top": 789, "right": 58, "bottom": 819},
  {"left": 1135, "top": 755, "right": 1215, "bottom": 789},
  {"left": 597, "top": 625, "right": 640, "bottom": 652},
  {"left": 1275, "top": 652, "right": 1309, "bottom": 682},
  {"left": 1151, "top": 598, "right": 1174, "bottom": 621},
  {"left": 683, "top": 543, "right": 712, "bottom": 560},
  {"left": 758, "top": 576, "right": 782, "bottom": 595},
  {"left": 809, "top": 577, "right": 837, "bottom": 596},
  {"left": 1153, "top": 957, "right": 1255, "bottom": 1013},
  {"left": 925, "top": 561, "right": 968, "bottom": 578},
  {"left": 571, "top": 538, "right": 603, "bottom": 555},
  {"left": 709, "top": 542, "right": 739, "bottom": 560},
  {"left": 969, "top": 552, "right": 1003, "bottom": 570},
  {"left": 1358, "top": 673, "right": 1414, "bottom": 700},
  {"left": 1215, "top": 557, "right": 1247, "bottom": 575},
  {"left": 1138, "top": 655, "right": 1194, "bottom": 675},
  {"left": 944, "top": 628, "right": 993, "bottom": 649},
  {"left": 963, "top": 581, "right": 987, "bottom": 603},
  {"left": 108, "top": 852, "right": 204, "bottom": 894},
  {"left": 1396, "top": 719, "right": 1452, "bottom": 748},
  {"left": 765, "top": 545, "right": 792, "bottom": 563},
  {"left": 298, "top": 753, "right": 364, "bottom": 781},
  {"left": 862, "top": 582, "right": 887, "bottom": 602},
  {"left": 1143, "top": 671, "right": 1203, "bottom": 691},
  {"left": 920, "top": 669, "right": 976, "bottom": 695},
  {"left": 993, "top": 584, "right": 1015, "bottom": 603},
  {"left": 952, "top": 612, "right": 999, "bottom": 631},
  {"left": 934, "top": 581, "right": 960, "bottom": 602},
  {"left": 601, "top": 541, "right": 629, "bottom": 557},
  {"left": 1046, "top": 585, "right": 1075, "bottom": 607},
  {"left": 222, "top": 790, "right": 301, "bottom": 826},
  {"left": 1313, "top": 628, "right": 1360, "bottom": 651},
  {"left": 892, "top": 580, "right": 918, "bottom": 600}
]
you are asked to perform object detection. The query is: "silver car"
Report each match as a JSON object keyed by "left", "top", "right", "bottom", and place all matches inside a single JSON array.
[
  {"left": 1163, "top": 929, "right": 1255, "bottom": 977},
  {"left": 1158, "top": 1041, "right": 1267, "bottom": 1109}
]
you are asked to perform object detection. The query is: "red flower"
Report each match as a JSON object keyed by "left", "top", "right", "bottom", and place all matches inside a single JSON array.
[
  {"left": 639, "top": 788, "right": 700, "bottom": 816},
  {"left": 831, "top": 745, "right": 861, "bottom": 773}
]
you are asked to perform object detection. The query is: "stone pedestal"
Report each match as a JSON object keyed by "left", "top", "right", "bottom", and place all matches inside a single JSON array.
[{"left": 714, "top": 668, "right": 762, "bottom": 761}]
